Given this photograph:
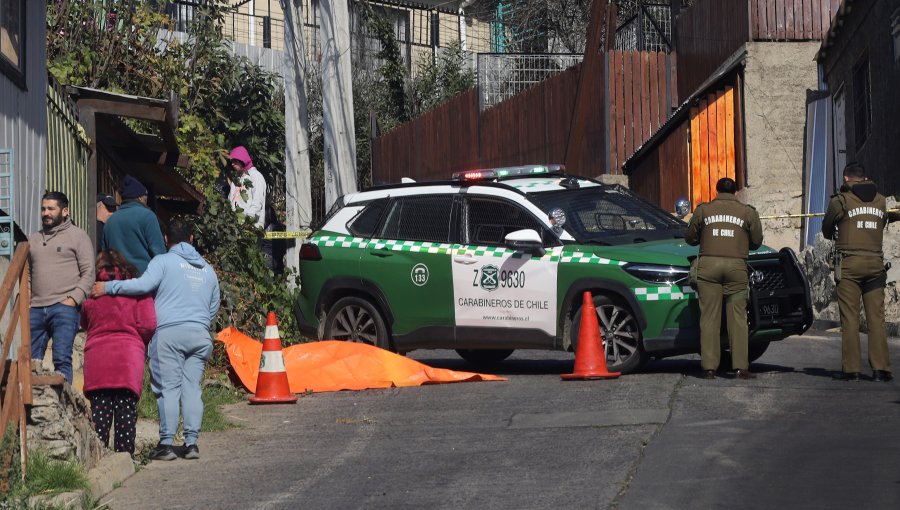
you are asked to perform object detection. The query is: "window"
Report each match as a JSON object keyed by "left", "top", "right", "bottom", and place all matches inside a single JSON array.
[
  {"left": 380, "top": 196, "right": 455, "bottom": 243},
  {"left": 852, "top": 54, "right": 871, "bottom": 150},
  {"left": 0, "top": 0, "right": 24, "bottom": 88},
  {"left": 466, "top": 197, "right": 549, "bottom": 246},
  {"left": 347, "top": 199, "right": 388, "bottom": 237}
]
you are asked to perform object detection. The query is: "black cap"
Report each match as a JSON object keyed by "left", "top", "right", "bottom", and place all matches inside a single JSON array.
[{"left": 98, "top": 194, "right": 117, "bottom": 207}]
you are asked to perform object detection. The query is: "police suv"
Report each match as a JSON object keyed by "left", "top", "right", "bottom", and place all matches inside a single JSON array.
[{"left": 294, "top": 165, "right": 812, "bottom": 373}]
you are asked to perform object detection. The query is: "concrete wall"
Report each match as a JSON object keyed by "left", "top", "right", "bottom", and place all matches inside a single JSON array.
[{"left": 739, "top": 41, "right": 821, "bottom": 253}]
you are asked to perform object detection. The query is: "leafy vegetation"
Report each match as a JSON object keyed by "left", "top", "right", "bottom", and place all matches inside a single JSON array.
[
  {"left": 1, "top": 428, "right": 91, "bottom": 507},
  {"left": 47, "top": 0, "right": 297, "bottom": 354},
  {"left": 46, "top": 1, "right": 478, "bottom": 360}
]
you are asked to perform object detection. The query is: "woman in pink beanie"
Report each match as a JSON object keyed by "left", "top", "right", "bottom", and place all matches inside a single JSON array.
[{"left": 81, "top": 250, "right": 156, "bottom": 455}]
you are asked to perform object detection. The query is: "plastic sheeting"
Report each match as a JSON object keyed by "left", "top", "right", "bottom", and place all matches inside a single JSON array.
[{"left": 216, "top": 327, "right": 506, "bottom": 393}]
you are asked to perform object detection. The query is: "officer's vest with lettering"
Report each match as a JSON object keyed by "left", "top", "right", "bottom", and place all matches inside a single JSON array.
[
  {"left": 697, "top": 198, "right": 753, "bottom": 259},
  {"left": 836, "top": 190, "right": 886, "bottom": 256}
]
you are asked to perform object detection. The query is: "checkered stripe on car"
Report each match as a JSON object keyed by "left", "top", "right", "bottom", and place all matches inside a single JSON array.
[
  {"left": 310, "top": 235, "right": 368, "bottom": 249},
  {"left": 370, "top": 239, "right": 454, "bottom": 254},
  {"left": 454, "top": 245, "right": 563, "bottom": 261},
  {"left": 559, "top": 251, "right": 626, "bottom": 266},
  {"left": 633, "top": 286, "right": 697, "bottom": 301}
]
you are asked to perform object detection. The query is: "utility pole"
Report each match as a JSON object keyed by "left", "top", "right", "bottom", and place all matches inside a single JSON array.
[
  {"left": 281, "top": 0, "right": 313, "bottom": 280},
  {"left": 319, "top": 0, "right": 357, "bottom": 208}
]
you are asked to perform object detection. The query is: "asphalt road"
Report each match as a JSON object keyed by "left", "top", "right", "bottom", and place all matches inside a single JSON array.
[{"left": 102, "top": 331, "right": 900, "bottom": 510}]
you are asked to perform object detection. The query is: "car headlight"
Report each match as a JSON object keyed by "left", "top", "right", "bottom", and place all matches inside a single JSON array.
[{"left": 623, "top": 263, "right": 690, "bottom": 284}]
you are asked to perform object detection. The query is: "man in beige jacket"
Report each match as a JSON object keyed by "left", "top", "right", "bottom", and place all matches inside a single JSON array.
[{"left": 28, "top": 191, "right": 95, "bottom": 383}]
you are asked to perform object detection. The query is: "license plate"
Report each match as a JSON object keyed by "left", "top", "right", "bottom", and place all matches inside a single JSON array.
[{"left": 761, "top": 303, "right": 780, "bottom": 316}]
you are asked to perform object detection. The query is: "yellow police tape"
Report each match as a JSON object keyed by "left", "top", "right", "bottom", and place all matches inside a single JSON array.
[
  {"left": 760, "top": 208, "right": 900, "bottom": 220},
  {"left": 263, "top": 230, "right": 312, "bottom": 240}
]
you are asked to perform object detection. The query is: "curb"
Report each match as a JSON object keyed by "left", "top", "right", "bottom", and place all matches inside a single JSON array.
[{"left": 87, "top": 451, "right": 135, "bottom": 498}]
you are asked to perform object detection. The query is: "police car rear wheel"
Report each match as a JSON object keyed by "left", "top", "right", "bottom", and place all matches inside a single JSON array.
[
  {"left": 455, "top": 349, "right": 514, "bottom": 366},
  {"left": 571, "top": 295, "right": 647, "bottom": 374},
  {"left": 323, "top": 297, "right": 391, "bottom": 350}
]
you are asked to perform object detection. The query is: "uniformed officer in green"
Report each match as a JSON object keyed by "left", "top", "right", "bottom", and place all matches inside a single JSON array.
[
  {"left": 822, "top": 163, "right": 898, "bottom": 382},
  {"left": 685, "top": 177, "right": 763, "bottom": 380}
]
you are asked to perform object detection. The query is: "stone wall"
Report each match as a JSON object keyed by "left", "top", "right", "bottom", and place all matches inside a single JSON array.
[
  {"left": 27, "top": 371, "right": 104, "bottom": 470},
  {"left": 799, "top": 197, "right": 900, "bottom": 334},
  {"left": 739, "top": 41, "right": 821, "bottom": 253}
]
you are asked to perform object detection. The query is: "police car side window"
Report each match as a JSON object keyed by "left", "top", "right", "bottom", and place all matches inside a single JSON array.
[
  {"left": 466, "top": 197, "right": 549, "bottom": 246},
  {"left": 379, "top": 196, "right": 454, "bottom": 243},
  {"left": 347, "top": 199, "right": 388, "bottom": 237}
]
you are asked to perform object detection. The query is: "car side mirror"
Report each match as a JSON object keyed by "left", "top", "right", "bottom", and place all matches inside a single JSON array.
[
  {"left": 504, "top": 229, "right": 545, "bottom": 257},
  {"left": 674, "top": 197, "right": 691, "bottom": 219}
]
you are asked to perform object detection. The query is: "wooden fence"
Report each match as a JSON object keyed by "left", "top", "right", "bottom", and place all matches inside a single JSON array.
[
  {"left": 372, "top": 50, "right": 675, "bottom": 182},
  {"left": 751, "top": 0, "right": 843, "bottom": 40},
  {"left": 0, "top": 243, "right": 33, "bottom": 480},
  {"left": 676, "top": 0, "right": 841, "bottom": 103},
  {"left": 689, "top": 85, "right": 740, "bottom": 207},
  {"left": 607, "top": 51, "right": 677, "bottom": 173}
]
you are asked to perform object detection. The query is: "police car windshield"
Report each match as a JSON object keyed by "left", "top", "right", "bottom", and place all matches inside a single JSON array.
[{"left": 530, "top": 186, "right": 686, "bottom": 245}]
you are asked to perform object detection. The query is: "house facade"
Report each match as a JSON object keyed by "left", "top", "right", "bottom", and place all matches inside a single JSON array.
[
  {"left": 817, "top": 0, "right": 900, "bottom": 196},
  {"left": 167, "top": 0, "right": 494, "bottom": 70},
  {"left": 0, "top": 0, "right": 47, "bottom": 241},
  {"left": 625, "top": 0, "right": 840, "bottom": 252}
]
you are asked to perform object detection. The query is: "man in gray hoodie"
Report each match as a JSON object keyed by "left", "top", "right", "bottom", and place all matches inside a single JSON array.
[
  {"left": 92, "top": 218, "right": 220, "bottom": 461},
  {"left": 29, "top": 191, "right": 95, "bottom": 384}
]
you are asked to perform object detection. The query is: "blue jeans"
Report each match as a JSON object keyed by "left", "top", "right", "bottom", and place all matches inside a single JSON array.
[
  {"left": 30, "top": 303, "right": 81, "bottom": 384},
  {"left": 148, "top": 326, "right": 212, "bottom": 446}
]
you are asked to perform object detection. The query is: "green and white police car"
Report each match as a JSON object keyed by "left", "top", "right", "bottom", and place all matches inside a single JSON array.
[{"left": 294, "top": 165, "right": 812, "bottom": 373}]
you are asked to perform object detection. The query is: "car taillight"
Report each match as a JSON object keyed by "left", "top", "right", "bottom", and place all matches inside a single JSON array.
[{"left": 299, "top": 243, "right": 322, "bottom": 261}]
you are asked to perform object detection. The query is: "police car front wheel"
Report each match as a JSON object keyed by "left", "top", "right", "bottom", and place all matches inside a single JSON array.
[
  {"left": 323, "top": 296, "right": 392, "bottom": 351},
  {"left": 570, "top": 295, "right": 647, "bottom": 374}
]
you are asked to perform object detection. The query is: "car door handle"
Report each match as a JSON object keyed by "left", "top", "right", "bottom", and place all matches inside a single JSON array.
[
  {"left": 453, "top": 255, "right": 478, "bottom": 265},
  {"left": 369, "top": 249, "right": 393, "bottom": 258}
]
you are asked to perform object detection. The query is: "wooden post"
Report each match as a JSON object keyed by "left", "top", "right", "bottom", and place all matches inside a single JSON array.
[
  {"left": 17, "top": 351, "right": 27, "bottom": 477},
  {"left": 0, "top": 361, "right": 17, "bottom": 436},
  {"left": 0, "top": 297, "right": 19, "bottom": 384},
  {"left": 564, "top": 0, "right": 609, "bottom": 174},
  {"left": 19, "top": 260, "right": 31, "bottom": 405}
]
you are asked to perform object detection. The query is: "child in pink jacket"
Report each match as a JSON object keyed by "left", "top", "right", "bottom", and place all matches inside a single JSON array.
[{"left": 81, "top": 250, "right": 156, "bottom": 454}]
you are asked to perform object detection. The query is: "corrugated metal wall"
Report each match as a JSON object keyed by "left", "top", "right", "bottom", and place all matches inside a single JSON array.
[
  {"left": 46, "top": 77, "right": 91, "bottom": 234},
  {"left": 0, "top": 0, "right": 48, "bottom": 238}
]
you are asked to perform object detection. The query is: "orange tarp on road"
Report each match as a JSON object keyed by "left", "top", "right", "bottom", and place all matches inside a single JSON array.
[{"left": 216, "top": 327, "right": 506, "bottom": 394}]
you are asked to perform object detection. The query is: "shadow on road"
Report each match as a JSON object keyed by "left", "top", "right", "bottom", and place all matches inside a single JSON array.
[{"left": 410, "top": 353, "right": 804, "bottom": 379}]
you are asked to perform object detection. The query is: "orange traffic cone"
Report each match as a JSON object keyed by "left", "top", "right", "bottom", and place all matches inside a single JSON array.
[
  {"left": 561, "top": 291, "right": 621, "bottom": 380},
  {"left": 249, "top": 311, "right": 298, "bottom": 404}
]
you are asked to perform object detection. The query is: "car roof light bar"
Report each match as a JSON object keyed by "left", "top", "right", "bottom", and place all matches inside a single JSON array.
[{"left": 451, "top": 164, "right": 566, "bottom": 182}]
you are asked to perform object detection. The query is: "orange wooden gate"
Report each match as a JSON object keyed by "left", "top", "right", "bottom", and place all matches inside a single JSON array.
[{"left": 689, "top": 86, "right": 738, "bottom": 209}]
